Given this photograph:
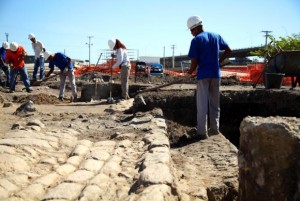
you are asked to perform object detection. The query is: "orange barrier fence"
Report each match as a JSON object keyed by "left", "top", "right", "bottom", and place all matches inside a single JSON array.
[
  {"left": 74, "top": 62, "right": 292, "bottom": 86},
  {"left": 74, "top": 61, "right": 140, "bottom": 76},
  {"left": 221, "top": 63, "right": 292, "bottom": 86}
]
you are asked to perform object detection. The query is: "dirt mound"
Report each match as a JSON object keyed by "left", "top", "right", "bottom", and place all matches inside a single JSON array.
[{"left": 12, "top": 93, "right": 61, "bottom": 104}]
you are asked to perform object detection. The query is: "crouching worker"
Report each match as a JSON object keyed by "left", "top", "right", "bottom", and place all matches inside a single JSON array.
[
  {"left": 0, "top": 41, "right": 10, "bottom": 88},
  {"left": 6, "top": 42, "right": 32, "bottom": 93},
  {"left": 44, "top": 51, "right": 77, "bottom": 101}
]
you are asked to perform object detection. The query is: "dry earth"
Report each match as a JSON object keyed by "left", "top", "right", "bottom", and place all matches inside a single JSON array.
[{"left": 0, "top": 74, "right": 239, "bottom": 200}]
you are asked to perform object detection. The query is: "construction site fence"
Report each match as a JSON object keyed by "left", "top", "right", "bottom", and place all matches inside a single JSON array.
[{"left": 74, "top": 62, "right": 292, "bottom": 86}]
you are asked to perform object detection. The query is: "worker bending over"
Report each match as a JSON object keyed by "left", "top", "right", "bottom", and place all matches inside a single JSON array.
[{"left": 44, "top": 51, "right": 77, "bottom": 101}]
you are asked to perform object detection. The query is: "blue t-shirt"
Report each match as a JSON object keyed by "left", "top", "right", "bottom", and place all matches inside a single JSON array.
[
  {"left": 188, "top": 32, "right": 229, "bottom": 79},
  {"left": 49, "top": 52, "right": 73, "bottom": 71},
  {"left": 0, "top": 47, "right": 7, "bottom": 62}
]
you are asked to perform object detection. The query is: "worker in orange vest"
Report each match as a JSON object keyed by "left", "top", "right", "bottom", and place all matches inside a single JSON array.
[{"left": 6, "top": 42, "right": 32, "bottom": 93}]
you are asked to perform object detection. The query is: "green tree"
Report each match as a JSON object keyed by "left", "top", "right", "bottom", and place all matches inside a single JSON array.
[{"left": 251, "top": 33, "right": 300, "bottom": 59}]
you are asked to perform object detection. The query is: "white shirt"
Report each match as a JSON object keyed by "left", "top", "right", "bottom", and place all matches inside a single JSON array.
[
  {"left": 112, "top": 48, "right": 130, "bottom": 69},
  {"left": 32, "top": 40, "right": 45, "bottom": 59}
]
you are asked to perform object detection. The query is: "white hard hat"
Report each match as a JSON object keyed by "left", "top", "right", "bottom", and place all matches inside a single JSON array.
[
  {"left": 2, "top": 41, "right": 9, "bottom": 49},
  {"left": 44, "top": 51, "right": 52, "bottom": 60},
  {"left": 28, "top": 33, "right": 35, "bottom": 39},
  {"left": 10, "top": 42, "right": 19, "bottom": 51},
  {"left": 187, "top": 15, "right": 203, "bottom": 30},
  {"left": 108, "top": 39, "right": 116, "bottom": 50}
]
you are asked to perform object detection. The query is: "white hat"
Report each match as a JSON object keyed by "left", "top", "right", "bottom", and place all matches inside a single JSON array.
[
  {"left": 2, "top": 41, "right": 9, "bottom": 49},
  {"left": 44, "top": 51, "right": 52, "bottom": 60},
  {"left": 10, "top": 42, "right": 19, "bottom": 51},
  {"left": 108, "top": 39, "right": 116, "bottom": 50},
  {"left": 28, "top": 33, "right": 35, "bottom": 39},
  {"left": 187, "top": 15, "right": 203, "bottom": 30}
]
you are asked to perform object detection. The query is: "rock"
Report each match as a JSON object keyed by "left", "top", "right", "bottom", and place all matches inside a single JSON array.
[
  {"left": 11, "top": 122, "right": 23, "bottom": 130},
  {"left": 27, "top": 119, "right": 45, "bottom": 128},
  {"left": 30, "top": 126, "right": 41, "bottom": 131},
  {"left": 239, "top": 116, "right": 300, "bottom": 201},
  {"left": 14, "top": 100, "right": 36, "bottom": 115},
  {"left": 3, "top": 102, "right": 13, "bottom": 107}
]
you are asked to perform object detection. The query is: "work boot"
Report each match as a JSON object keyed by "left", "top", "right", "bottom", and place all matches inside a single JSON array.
[
  {"left": 193, "top": 134, "right": 209, "bottom": 140},
  {"left": 208, "top": 129, "right": 220, "bottom": 136},
  {"left": 71, "top": 96, "right": 78, "bottom": 102},
  {"left": 26, "top": 88, "right": 33, "bottom": 93},
  {"left": 187, "top": 127, "right": 208, "bottom": 141}
]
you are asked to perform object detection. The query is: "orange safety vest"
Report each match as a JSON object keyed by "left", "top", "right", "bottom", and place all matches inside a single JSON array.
[{"left": 6, "top": 46, "right": 26, "bottom": 69}]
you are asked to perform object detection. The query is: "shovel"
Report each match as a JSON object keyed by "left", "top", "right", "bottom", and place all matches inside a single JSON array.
[{"left": 31, "top": 73, "right": 59, "bottom": 86}]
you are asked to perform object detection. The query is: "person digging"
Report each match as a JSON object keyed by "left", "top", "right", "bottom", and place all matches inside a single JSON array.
[{"left": 44, "top": 51, "right": 77, "bottom": 102}]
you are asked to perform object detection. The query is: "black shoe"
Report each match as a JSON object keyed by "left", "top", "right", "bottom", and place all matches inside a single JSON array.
[
  {"left": 193, "top": 134, "right": 209, "bottom": 140},
  {"left": 208, "top": 129, "right": 220, "bottom": 136},
  {"left": 70, "top": 96, "right": 78, "bottom": 102},
  {"left": 26, "top": 88, "right": 33, "bottom": 93},
  {"left": 58, "top": 97, "right": 64, "bottom": 101}
]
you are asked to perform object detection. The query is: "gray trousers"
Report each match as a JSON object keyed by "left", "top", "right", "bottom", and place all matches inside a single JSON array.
[
  {"left": 59, "top": 70, "right": 77, "bottom": 99},
  {"left": 121, "top": 64, "right": 131, "bottom": 99},
  {"left": 196, "top": 78, "right": 220, "bottom": 135}
]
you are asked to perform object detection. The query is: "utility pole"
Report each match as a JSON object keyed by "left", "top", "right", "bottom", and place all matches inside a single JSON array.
[
  {"left": 171, "top": 44, "right": 176, "bottom": 68},
  {"left": 86, "top": 36, "right": 94, "bottom": 66},
  {"left": 163, "top": 46, "right": 165, "bottom": 68},
  {"left": 5, "top": 32, "right": 9, "bottom": 42},
  {"left": 261, "top": 30, "right": 272, "bottom": 47},
  {"left": 261, "top": 31, "right": 272, "bottom": 63}
]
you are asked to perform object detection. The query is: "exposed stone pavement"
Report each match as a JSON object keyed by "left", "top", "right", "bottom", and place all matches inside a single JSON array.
[{"left": 0, "top": 99, "right": 238, "bottom": 201}]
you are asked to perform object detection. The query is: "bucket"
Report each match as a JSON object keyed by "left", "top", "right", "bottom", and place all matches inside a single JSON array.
[{"left": 264, "top": 73, "right": 285, "bottom": 89}]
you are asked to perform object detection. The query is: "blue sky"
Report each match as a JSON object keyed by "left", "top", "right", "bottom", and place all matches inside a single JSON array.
[{"left": 1, "top": 0, "right": 299, "bottom": 64}]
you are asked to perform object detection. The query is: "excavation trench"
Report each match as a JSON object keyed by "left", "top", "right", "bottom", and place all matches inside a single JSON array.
[{"left": 131, "top": 87, "right": 300, "bottom": 147}]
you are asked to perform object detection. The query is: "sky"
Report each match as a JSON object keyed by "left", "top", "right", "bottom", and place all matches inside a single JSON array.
[{"left": 0, "top": 0, "right": 299, "bottom": 64}]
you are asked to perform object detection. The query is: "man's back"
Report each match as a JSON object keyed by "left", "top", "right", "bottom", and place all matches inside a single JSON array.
[{"left": 188, "top": 32, "right": 229, "bottom": 79}]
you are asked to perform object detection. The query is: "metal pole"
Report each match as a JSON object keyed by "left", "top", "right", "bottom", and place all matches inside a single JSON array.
[
  {"left": 171, "top": 44, "right": 176, "bottom": 68},
  {"left": 86, "top": 36, "right": 94, "bottom": 66},
  {"left": 261, "top": 30, "right": 272, "bottom": 48},
  {"left": 5, "top": 33, "right": 9, "bottom": 42},
  {"left": 163, "top": 46, "right": 165, "bottom": 68}
]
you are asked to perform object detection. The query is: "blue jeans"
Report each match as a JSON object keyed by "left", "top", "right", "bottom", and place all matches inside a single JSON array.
[
  {"left": 0, "top": 63, "right": 10, "bottom": 87},
  {"left": 33, "top": 57, "right": 45, "bottom": 80},
  {"left": 10, "top": 67, "right": 31, "bottom": 91}
]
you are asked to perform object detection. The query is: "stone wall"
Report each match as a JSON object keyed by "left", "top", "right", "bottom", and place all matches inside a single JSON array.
[{"left": 239, "top": 116, "right": 300, "bottom": 200}]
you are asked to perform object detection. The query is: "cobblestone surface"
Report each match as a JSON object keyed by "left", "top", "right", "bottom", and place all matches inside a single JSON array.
[{"left": 0, "top": 99, "right": 238, "bottom": 201}]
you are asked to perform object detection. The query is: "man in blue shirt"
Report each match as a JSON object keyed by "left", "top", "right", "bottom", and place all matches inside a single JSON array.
[
  {"left": 44, "top": 51, "right": 77, "bottom": 101},
  {"left": 0, "top": 42, "right": 10, "bottom": 88},
  {"left": 186, "top": 15, "right": 232, "bottom": 140}
]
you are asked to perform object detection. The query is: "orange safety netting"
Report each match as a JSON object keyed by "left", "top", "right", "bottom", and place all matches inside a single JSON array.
[
  {"left": 221, "top": 63, "right": 292, "bottom": 86},
  {"left": 74, "top": 62, "right": 292, "bottom": 86},
  {"left": 74, "top": 61, "right": 144, "bottom": 76}
]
